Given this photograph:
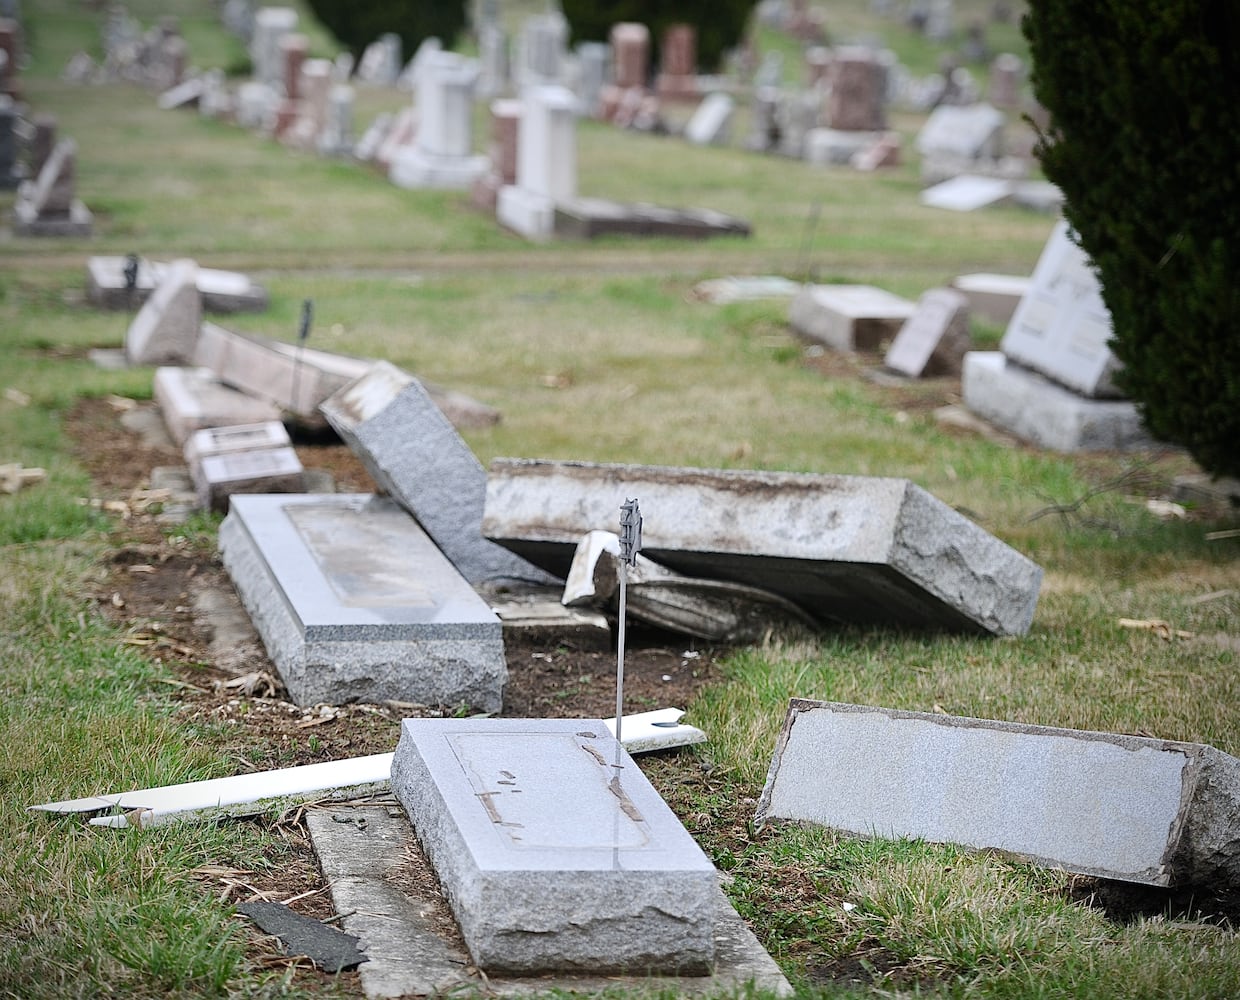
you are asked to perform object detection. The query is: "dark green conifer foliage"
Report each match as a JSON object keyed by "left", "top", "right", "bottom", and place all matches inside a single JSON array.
[
  {"left": 561, "top": 0, "right": 758, "bottom": 73},
  {"left": 1022, "top": 2, "right": 1240, "bottom": 477},
  {"left": 305, "top": 0, "right": 467, "bottom": 63}
]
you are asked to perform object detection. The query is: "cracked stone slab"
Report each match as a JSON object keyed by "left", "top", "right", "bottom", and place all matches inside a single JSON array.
[
  {"left": 756, "top": 699, "right": 1240, "bottom": 888},
  {"left": 482, "top": 459, "right": 1042, "bottom": 636},
  {"left": 308, "top": 805, "right": 792, "bottom": 998},
  {"left": 390, "top": 718, "right": 718, "bottom": 975}
]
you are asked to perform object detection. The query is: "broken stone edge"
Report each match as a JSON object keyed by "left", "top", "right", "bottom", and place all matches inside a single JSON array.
[{"left": 756, "top": 699, "right": 1240, "bottom": 889}]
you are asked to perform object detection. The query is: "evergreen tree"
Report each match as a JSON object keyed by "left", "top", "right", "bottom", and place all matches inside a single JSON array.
[
  {"left": 1023, "top": 1, "right": 1240, "bottom": 478},
  {"left": 305, "top": 0, "right": 467, "bottom": 63}
]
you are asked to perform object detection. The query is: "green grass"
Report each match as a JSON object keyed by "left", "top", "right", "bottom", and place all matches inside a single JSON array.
[{"left": 4, "top": 0, "right": 1240, "bottom": 997}]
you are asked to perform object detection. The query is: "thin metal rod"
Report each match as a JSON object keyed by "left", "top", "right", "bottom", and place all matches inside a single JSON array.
[{"left": 614, "top": 562, "right": 627, "bottom": 746}]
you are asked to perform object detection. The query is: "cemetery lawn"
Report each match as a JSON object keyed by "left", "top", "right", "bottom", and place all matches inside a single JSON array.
[{"left": 3, "top": 1, "right": 1240, "bottom": 998}]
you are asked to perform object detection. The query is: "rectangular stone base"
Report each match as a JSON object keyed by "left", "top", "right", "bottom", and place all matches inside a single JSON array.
[
  {"left": 962, "top": 352, "right": 1155, "bottom": 452},
  {"left": 554, "top": 197, "right": 752, "bottom": 240},
  {"left": 13, "top": 198, "right": 93, "bottom": 236},
  {"left": 219, "top": 494, "right": 506, "bottom": 710},
  {"left": 496, "top": 185, "right": 556, "bottom": 241},
  {"left": 193, "top": 446, "right": 305, "bottom": 512},
  {"left": 804, "top": 128, "right": 883, "bottom": 166},
  {"left": 391, "top": 718, "right": 717, "bottom": 975},
  {"left": 389, "top": 149, "right": 490, "bottom": 190}
]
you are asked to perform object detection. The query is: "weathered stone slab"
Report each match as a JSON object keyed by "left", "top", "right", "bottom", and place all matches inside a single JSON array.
[
  {"left": 553, "top": 198, "right": 752, "bottom": 240},
  {"left": 950, "top": 272, "right": 1030, "bottom": 327},
  {"left": 756, "top": 699, "right": 1240, "bottom": 888},
  {"left": 961, "top": 351, "right": 1154, "bottom": 452},
  {"left": 153, "top": 366, "right": 283, "bottom": 446},
  {"left": 320, "top": 363, "right": 555, "bottom": 587},
  {"left": 219, "top": 494, "right": 506, "bottom": 710},
  {"left": 86, "top": 256, "right": 269, "bottom": 313},
  {"left": 884, "top": 287, "right": 971, "bottom": 377},
  {"left": 788, "top": 284, "right": 916, "bottom": 352},
  {"left": 915, "top": 102, "right": 1004, "bottom": 161},
  {"left": 125, "top": 260, "right": 201, "bottom": 366},
  {"left": 919, "top": 174, "right": 1012, "bottom": 211},
  {"left": 193, "top": 446, "right": 305, "bottom": 512},
  {"left": 482, "top": 459, "right": 1042, "bottom": 636},
  {"left": 12, "top": 138, "right": 93, "bottom": 236},
  {"left": 308, "top": 803, "right": 793, "bottom": 998},
  {"left": 390, "top": 718, "right": 717, "bottom": 974},
  {"left": 194, "top": 322, "right": 374, "bottom": 421},
  {"left": 183, "top": 420, "right": 291, "bottom": 465},
  {"left": 999, "top": 220, "right": 1121, "bottom": 398}
]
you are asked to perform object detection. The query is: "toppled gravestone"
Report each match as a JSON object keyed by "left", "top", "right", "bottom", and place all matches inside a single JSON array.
[
  {"left": 320, "top": 363, "right": 556, "bottom": 587},
  {"left": 756, "top": 699, "right": 1240, "bottom": 888},
  {"left": 87, "top": 255, "right": 269, "bottom": 313},
  {"left": 391, "top": 717, "right": 718, "bottom": 974},
  {"left": 482, "top": 460, "right": 1042, "bottom": 636},
  {"left": 124, "top": 259, "right": 201, "bottom": 366},
  {"left": 219, "top": 493, "right": 507, "bottom": 710}
]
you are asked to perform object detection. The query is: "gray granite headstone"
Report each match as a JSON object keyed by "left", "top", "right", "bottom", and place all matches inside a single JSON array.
[
  {"left": 320, "top": 362, "right": 557, "bottom": 587},
  {"left": 999, "top": 220, "right": 1121, "bottom": 398},
  {"left": 788, "top": 284, "right": 916, "bottom": 351},
  {"left": 194, "top": 445, "right": 304, "bottom": 512},
  {"left": 152, "top": 366, "right": 282, "bottom": 446},
  {"left": 219, "top": 494, "right": 507, "bottom": 710},
  {"left": 482, "top": 459, "right": 1043, "bottom": 636},
  {"left": 884, "top": 286, "right": 971, "bottom": 377},
  {"left": 756, "top": 699, "right": 1240, "bottom": 888},
  {"left": 125, "top": 260, "right": 202, "bottom": 366},
  {"left": 0, "top": 94, "right": 20, "bottom": 188},
  {"left": 390, "top": 717, "right": 717, "bottom": 974}
]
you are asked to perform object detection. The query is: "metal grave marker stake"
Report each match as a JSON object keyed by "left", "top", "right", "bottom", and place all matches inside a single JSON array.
[
  {"left": 290, "top": 298, "right": 313, "bottom": 413},
  {"left": 615, "top": 498, "right": 642, "bottom": 745}
]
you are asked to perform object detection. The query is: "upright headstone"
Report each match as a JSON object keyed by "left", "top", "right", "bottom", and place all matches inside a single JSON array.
[
  {"left": 477, "top": 23, "right": 509, "bottom": 99},
  {"left": 757, "top": 699, "right": 1240, "bottom": 888},
  {"left": 29, "top": 114, "right": 56, "bottom": 177},
  {"left": 272, "top": 32, "right": 307, "bottom": 134},
  {"left": 355, "top": 32, "right": 401, "bottom": 86},
  {"left": 574, "top": 41, "right": 608, "bottom": 117},
  {"left": 988, "top": 52, "right": 1023, "bottom": 109},
  {"left": 496, "top": 84, "right": 579, "bottom": 240},
  {"left": 250, "top": 6, "right": 297, "bottom": 89},
  {"left": 656, "top": 23, "right": 698, "bottom": 101},
  {"left": 471, "top": 97, "right": 521, "bottom": 212},
  {"left": 389, "top": 52, "right": 487, "bottom": 189},
  {"left": 610, "top": 22, "right": 649, "bottom": 88},
  {"left": 824, "top": 47, "right": 886, "bottom": 131},
  {"left": 284, "top": 57, "right": 331, "bottom": 149},
  {"left": 998, "top": 220, "right": 1120, "bottom": 397},
  {"left": 0, "top": 18, "right": 20, "bottom": 99},
  {"left": 744, "top": 86, "right": 780, "bottom": 152},
  {"left": 483, "top": 459, "right": 1043, "bottom": 637},
  {"left": 516, "top": 13, "right": 567, "bottom": 88},
  {"left": 317, "top": 84, "right": 354, "bottom": 157},
  {"left": 320, "top": 362, "right": 557, "bottom": 587},
  {"left": 883, "top": 287, "right": 971, "bottom": 377},
  {"left": 125, "top": 260, "right": 202, "bottom": 366}
]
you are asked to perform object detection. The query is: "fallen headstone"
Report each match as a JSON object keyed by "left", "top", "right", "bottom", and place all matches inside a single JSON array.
[
  {"left": 391, "top": 718, "right": 718, "bottom": 973},
  {"left": 756, "top": 699, "right": 1240, "bottom": 888},
  {"left": 915, "top": 102, "right": 1005, "bottom": 161},
  {"left": 691, "top": 275, "right": 800, "bottom": 304},
  {"left": 124, "top": 259, "right": 202, "bottom": 366},
  {"left": 193, "top": 322, "right": 374, "bottom": 423},
  {"left": 919, "top": 173, "right": 1013, "bottom": 211},
  {"left": 192, "top": 445, "right": 305, "bottom": 512},
  {"left": 219, "top": 493, "right": 507, "bottom": 710},
  {"left": 153, "top": 366, "right": 282, "bottom": 446},
  {"left": 884, "top": 287, "right": 971, "bottom": 377},
  {"left": 684, "top": 92, "right": 734, "bottom": 145},
  {"left": 788, "top": 284, "right": 916, "bottom": 352},
  {"left": 482, "top": 459, "right": 1043, "bottom": 636},
  {"left": 86, "top": 256, "right": 270, "bottom": 313},
  {"left": 320, "top": 362, "right": 555, "bottom": 587},
  {"left": 563, "top": 529, "right": 817, "bottom": 642}
]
